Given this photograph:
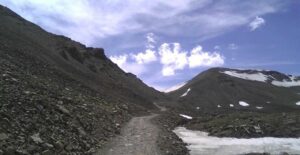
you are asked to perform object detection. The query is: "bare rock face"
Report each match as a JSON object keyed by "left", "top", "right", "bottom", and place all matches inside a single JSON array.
[{"left": 87, "top": 47, "right": 106, "bottom": 60}]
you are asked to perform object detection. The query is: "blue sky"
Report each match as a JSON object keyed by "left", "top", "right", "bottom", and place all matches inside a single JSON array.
[{"left": 1, "top": 0, "right": 299, "bottom": 91}]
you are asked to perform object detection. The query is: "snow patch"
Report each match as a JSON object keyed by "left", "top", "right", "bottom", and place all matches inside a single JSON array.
[
  {"left": 180, "top": 114, "right": 193, "bottom": 120},
  {"left": 256, "top": 106, "right": 263, "bottom": 109},
  {"left": 164, "top": 82, "right": 186, "bottom": 93},
  {"left": 222, "top": 71, "right": 268, "bottom": 82},
  {"left": 239, "top": 101, "right": 249, "bottom": 107},
  {"left": 173, "top": 127, "right": 300, "bottom": 155},
  {"left": 229, "top": 104, "right": 234, "bottom": 107},
  {"left": 221, "top": 70, "right": 300, "bottom": 87},
  {"left": 272, "top": 77, "right": 300, "bottom": 87},
  {"left": 181, "top": 88, "right": 191, "bottom": 97},
  {"left": 296, "top": 101, "right": 300, "bottom": 106}
]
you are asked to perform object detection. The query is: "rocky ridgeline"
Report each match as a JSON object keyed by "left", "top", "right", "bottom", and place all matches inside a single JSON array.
[{"left": 0, "top": 49, "right": 137, "bottom": 154}]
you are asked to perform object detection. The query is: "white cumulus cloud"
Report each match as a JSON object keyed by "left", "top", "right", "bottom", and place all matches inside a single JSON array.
[
  {"left": 158, "top": 43, "right": 188, "bottom": 76},
  {"left": 146, "top": 33, "right": 156, "bottom": 46},
  {"left": 132, "top": 49, "right": 157, "bottom": 64},
  {"left": 249, "top": 16, "right": 266, "bottom": 31},
  {"left": 109, "top": 33, "right": 158, "bottom": 75},
  {"left": 109, "top": 54, "right": 146, "bottom": 76},
  {"left": 109, "top": 55, "right": 128, "bottom": 67},
  {"left": 158, "top": 43, "right": 225, "bottom": 76},
  {"left": 188, "top": 46, "right": 224, "bottom": 68},
  {"left": 131, "top": 32, "right": 158, "bottom": 64}
]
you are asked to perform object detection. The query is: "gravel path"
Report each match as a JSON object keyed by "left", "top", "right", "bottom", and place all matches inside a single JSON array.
[{"left": 97, "top": 114, "right": 161, "bottom": 155}]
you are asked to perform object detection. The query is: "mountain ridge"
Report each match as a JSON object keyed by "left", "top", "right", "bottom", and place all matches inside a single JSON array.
[
  {"left": 166, "top": 67, "right": 300, "bottom": 112},
  {"left": 0, "top": 5, "right": 164, "bottom": 110}
]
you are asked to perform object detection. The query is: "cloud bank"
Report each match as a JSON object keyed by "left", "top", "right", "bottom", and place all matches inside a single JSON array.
[
  {"left": 110, "top": 33, "right": 225, "bottom": 77},
  {"left": 0, "top": 0, "right": 285, "bottom": 46}
]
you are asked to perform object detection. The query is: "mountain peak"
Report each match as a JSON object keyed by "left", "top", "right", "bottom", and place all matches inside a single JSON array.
[{"left": 166, "top": 67, "right": 300, "bottom": 112}]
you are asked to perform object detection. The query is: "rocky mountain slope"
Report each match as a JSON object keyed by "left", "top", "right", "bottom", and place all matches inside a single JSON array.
[
  {"left": 0, "top": 5, "right": 164, "bottom": 154},
  {"left": 166, "top": 68, "right": 300, "bottom": 112},
  {"left": 0, "top": 5, "right": 164, "bottom": 110}
]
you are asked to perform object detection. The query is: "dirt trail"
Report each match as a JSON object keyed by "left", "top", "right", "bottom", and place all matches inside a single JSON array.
[
  {"left": 97, "top": 114, "right": 161, "bottom": 155},
  {"left": 153, "top": 102, "right": 167, "bottom": 112}
]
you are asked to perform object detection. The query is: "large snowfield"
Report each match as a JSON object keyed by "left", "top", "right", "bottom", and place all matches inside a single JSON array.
[{"left": 174, "top": 127, "right": 300, "bottom": 155}]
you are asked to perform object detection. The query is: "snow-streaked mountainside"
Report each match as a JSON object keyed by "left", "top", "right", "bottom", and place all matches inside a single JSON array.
[
  {"left": 165, "top": 68, "right": 300, "bottom": 93},
  {"left": 221, "top": 69, "right": 300, "bottom": 87},
  {"left": 166, "top": 68, "right": 300, "bottom": 112}
]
